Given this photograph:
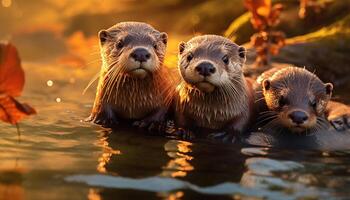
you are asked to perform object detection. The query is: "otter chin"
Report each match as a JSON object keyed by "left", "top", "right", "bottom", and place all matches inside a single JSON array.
[
  {"left": 128, "top": 68, "right": 149, "bottom": 79},
  {"left": 195, "top": 81, "right": 216, "bottom": 93},
  {"left": 87, "top": 22, "right": 173, "bottom": 128}
]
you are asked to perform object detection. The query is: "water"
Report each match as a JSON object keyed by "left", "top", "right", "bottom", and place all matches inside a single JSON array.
[
  {"left": 1, "top": 1, "right": 350, "bottom": 198},
  {"left": 1, "top": 62, "right": 350, "bottom": 200}
]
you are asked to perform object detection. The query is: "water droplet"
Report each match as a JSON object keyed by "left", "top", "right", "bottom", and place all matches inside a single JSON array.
[{"left": 47, "top": 80, "right": 54, "bottom": 87}]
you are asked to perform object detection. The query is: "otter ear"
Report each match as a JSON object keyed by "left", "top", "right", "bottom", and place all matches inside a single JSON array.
[
  {"left": 325, "top": 83, "right": 333, "bottom": 96},
  {"left": 238, "top": 46, "right": 246, "bottom": 60},
  {"left": 179, "top": 42, "right": 186, "bottom": 55},
  {"left": 160, "top": 32, "right": 168, "bottom": 45},
  {"left": 262, "top": 79, "right": 271, "bottom": 91},
  {"left": 98, "top": 29, "right": 111, "bottom": 45}
]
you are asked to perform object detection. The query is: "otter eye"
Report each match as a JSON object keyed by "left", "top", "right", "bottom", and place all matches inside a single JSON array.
[
  {"left": 279, "top": 95, "right": 287, "bottom": 107},
  {"left": 187, "top": 53, "right": 193, "bottom": 62},
  {"left": 153, "top": 43, "right": 158, "bottom": 50},
  {"left": 116, "top": 40, "right": 124, "bottom": 49},
  {"left": 222, "top": 55, "right": 229, "bottom": 65},
  {"left": 238, "top": 47, "right": 245, "bottom": 58},
  {"left": 310, "top": 100, "right": 317, "bottom": 108}
]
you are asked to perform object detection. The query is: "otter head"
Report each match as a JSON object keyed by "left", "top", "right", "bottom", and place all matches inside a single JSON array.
[
  {"left": 98, "top": 22, "right": 167, "bottom": 79},
  {"left": 261, "top": 67, "right": 333, "bottom": 133},
  {"left": 178, "top": 35, "right": 246, "bottom": 93}
]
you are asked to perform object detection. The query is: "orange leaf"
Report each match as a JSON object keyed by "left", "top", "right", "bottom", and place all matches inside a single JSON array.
[
  {"left": 0, "top": 42, "right": 36, "bottom": 125},
  {"left": 257, "top": 1, "right": 271, "bottom": 18},
  {"left": 268, "top": 4, "right": 283, "bottom": 26},
  {"left": 245, "top": 0, "right": 271, "bottom": 17},
  {"left": 0, "top": 42, "right": 24, "bottom": 97},
  {"left": 0, "top": 95, "right": 36, "bottom": 125}
]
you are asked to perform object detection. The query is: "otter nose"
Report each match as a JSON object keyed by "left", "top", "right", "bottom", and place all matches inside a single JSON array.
[
  {"left": 195, "top": 62, "right": 216, "bottom": 77},
  {"left": 288, "top": 111, "right": 309, "bottom": 125},
  {"left": 131, "top": 48, "right": 151, "bottom": 62}
]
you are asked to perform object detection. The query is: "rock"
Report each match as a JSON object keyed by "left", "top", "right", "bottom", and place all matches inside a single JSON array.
[
  {"left": 225, "top": 0, "right": 350, "bottom": 44},
  {"left": 272, "top": 14, "right": 350, "bottom": 88}
]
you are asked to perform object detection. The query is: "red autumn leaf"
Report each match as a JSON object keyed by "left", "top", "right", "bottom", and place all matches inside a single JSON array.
[
  {"left": 244, "top": 0, "right": 271, "bottom": 18},
  {"left": 268, "top": 4, "right": 283, "bottom": 26},
  {"left": 0, "top": 42, "right": 36, "bottom": 125},
  {"left": 0, "top": 96, "right": 36, "bottom": 124},
  {"left": 244, "top": 0, "right": 270, "bottom": 30},
  {"left": 244, "top": 0, "right": 285, "bottom": 66},
  {"left": 0, "top": 42, "right": 24, "bottom": 97}
]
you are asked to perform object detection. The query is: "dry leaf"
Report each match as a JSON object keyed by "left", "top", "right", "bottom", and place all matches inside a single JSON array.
[
  {"left": 0, "top": 42, "right": 36, "bottom": 125},
  {"left": 0, "top": 43, "right": 24, "bottom": 97},
  {"left": 0, "top": 95, "right": 36, "bottom": 124},
  {"left": 244, "top": 0, "right": 285, "bottom": 66}
]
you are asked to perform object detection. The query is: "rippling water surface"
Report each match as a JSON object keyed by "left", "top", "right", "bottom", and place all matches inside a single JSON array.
[{"left": 0, "top": 62, "right": 350, "bottom": 200}]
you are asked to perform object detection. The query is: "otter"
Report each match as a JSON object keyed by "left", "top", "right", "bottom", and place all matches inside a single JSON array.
[
  {"left": 326, "top": 101, "right": 350, "bottom": 131},
  {"left": 170, "top": 35, "right": 255, "bottom": 141},
  {"left": 254, "top": 66, "right": 350, "bottom": 134},
  {"left": 86, "top": 22, "right": 173, "bottom": 128}
]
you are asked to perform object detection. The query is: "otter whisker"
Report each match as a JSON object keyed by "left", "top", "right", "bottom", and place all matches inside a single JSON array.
[
  {"left": 83, "top": 71, "right": 102, "bottom": 95},
  {"left": 257, "top": 113, "right": 278, "bottom": 121},
  {"left": 87, "top": 58, "right": 103, "bottom": 65},
  {"left": 261, "top": 118, "right": 280, "bottom": 133},
  {"left": 255, "top": 97, "right": 266, "bottom": 103},
  {"left": 316, "top": 116, "right": 329, "bottom": 130},
  {"left": 259, "top": 110, "right": 278, "bottom": 115},
  {"left": 256, "top": 115, "right": 278, "bottom": 127},
  {"left": 102, "top": 60, "right": 126, "bottom": 103}
]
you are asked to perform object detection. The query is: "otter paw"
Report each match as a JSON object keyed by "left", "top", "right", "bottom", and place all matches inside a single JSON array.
[
  {"left": 133, "top": 120, "right": 157, "bottom": 129},
  {"left": 90, "top": 112, "right": 119, "bottom": 128},
  {"left": 330, "top": 115, "right": 350, "bottom": 131},
  {"left": 96, "top": 117, "right": 119, "bottom": 128},
  {"left": 132, "top": 120, "right": 149, "bottom": 128},
  {"left": 133, "top": 120, "right": 163, "bottom": 133},
  {"left": 173, "top": 128, "right": 195, "bottom": 140},
  {"left": 208, "top": 132, "right": 236, "bottom": 143}
]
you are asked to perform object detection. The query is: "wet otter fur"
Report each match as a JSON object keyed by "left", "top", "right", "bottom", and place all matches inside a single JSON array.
[
  {"left": 87, "top": 22, "right": 174, "bottom": 128},
  {"left": 254, "top": 66, "right": 350, "bottom": 134},
  {"left": 171, "top": 35, "right": 255, "bottom": 141}
]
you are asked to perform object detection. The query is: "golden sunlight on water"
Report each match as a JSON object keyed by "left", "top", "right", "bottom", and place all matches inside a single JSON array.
[
  {"left": 96, "top": 133, "right": 121, "bottom": 173},
  {"left": 0, "top": 184, "right": 23, "bottom": 200},
  {"left": 87, "top": 188, "right": 102, "bottom": 200},
  {"left": 162, "top": 140, "right": 194, "bottom": 178}
]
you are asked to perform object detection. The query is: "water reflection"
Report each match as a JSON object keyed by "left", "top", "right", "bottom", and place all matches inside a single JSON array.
[
  {"left": 94, "top": 128, "right": 174, "bottom": 199},
  {"left": 92, "top": 128, "right": 250, "bottom": 199},
  {"left": 0, "top": 170, "right": 24, "bottom": 200},
  {"left": 85, "top": 133, "right": 350, "bottom": 199},
  {"left": 162, "top": 140, "right": 194, "bottom": 178}
]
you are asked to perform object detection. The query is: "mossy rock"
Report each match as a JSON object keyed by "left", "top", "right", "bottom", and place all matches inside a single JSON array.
[
  {"left": 272, "top": 14, "right": 350, "bottom": 88},
  {"left": 225, "top": 0, "right": 350, "bottom": 44}
]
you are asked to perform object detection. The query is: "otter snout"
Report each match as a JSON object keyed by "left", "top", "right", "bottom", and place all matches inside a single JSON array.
[
  {"left": 126, "top": 47, "right": 157, "bottom": 79},
  {"left": 195, "top": 62, "right": 216, "bottom": 77},
  {"left": 288, "top": 110, "right": 309, "bottom": 125},
  {"left": 130, "top": 48, "right": 151, "bottom": 62}
]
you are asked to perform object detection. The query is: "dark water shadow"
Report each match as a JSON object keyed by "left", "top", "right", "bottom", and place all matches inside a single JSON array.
[{"left": 86, "top": 126, "right": 249, "bottom": 199}]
